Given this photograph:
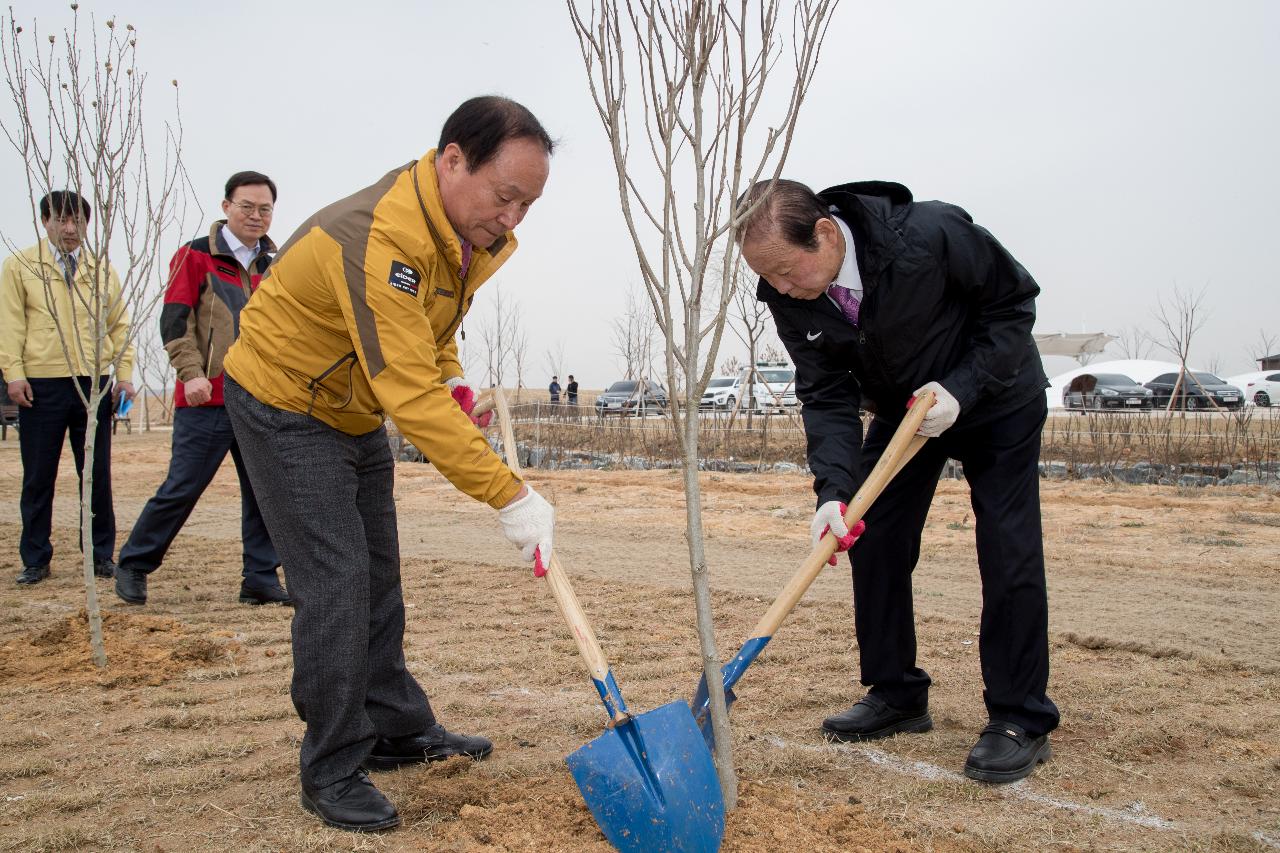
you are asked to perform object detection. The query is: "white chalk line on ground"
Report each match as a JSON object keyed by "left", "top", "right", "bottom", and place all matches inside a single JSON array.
[{"left": 765, "top": 736, "right": 1183, "bottom": 833}]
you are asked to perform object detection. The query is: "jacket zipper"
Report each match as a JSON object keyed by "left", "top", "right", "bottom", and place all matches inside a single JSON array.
[{"left": 410, "top": 159, "right": 471, "bottom": 348}]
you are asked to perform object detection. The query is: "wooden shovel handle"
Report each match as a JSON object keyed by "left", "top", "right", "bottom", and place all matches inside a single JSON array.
[
  {"left": 473, "top": 392, "right": 497, "bottom": 418},
  {"left": 489, "top": 388, "right": 523, "bottom": 477},
  {"left": 748, "top": 391, "right": 934, "bottom": 641},
  {"left": 540, "top": 550, "right": 614, "bottom": 687}
]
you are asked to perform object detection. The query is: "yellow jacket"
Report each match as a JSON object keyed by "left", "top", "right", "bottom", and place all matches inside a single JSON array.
[
  {"left": 0, "top": 243, "right": 134, "bottom": 382},
  {"left": 224, "top": 150, "right": 523, "bottom": 509}
]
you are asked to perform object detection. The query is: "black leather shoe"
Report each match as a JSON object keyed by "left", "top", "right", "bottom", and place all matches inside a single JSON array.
[
  {"left": 300, "top": 770, "right": 399, "bottom": 832},
  {"left": 238, "top": 583, "right": 293, "bottom": 606},
  {"left": 115, "top": 564, "right": 147, "bottom": 605},
  {"left": 963, "top": 721, "right": 1051, "bottom": 783},
  {"left": 821, "top": 694, "right": 933, "bottom": 742},
  {"left": 364, "top": 723, "right": 494, "bottom": 771},
  {"left": 16, "top": 564, "right": 49, "bottom": 585},
  {"left": 94, "top": 559, "right": 116, "bottom": 579}
]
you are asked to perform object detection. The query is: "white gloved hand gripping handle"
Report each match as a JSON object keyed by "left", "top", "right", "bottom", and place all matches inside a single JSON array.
[
  {"left": 912, "top": 381, "right": 960, "bottom": 437},
  {"left": 497, "top": 485, "right": 555, "bottom": 564}
]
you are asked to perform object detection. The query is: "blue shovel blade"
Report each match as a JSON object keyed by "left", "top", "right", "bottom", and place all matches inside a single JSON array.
[{"left": 567, "top": 700, "right": 725, "bottom": 852}]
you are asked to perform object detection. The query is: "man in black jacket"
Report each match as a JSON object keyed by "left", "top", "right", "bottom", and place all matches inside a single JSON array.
[{"left": 737, "top": 179, "right": 1058, "bottom": 783}]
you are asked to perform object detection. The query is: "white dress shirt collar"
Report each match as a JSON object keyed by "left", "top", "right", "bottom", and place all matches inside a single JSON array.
[
  {"left": 827, "top": 211, "right": 861, "bottom": 298},
  {"left": 49, "top": 242, "right": 81, "bottom": 266},
  {"left": 220, "top": 223, "right": 261, "bottom": 270}
]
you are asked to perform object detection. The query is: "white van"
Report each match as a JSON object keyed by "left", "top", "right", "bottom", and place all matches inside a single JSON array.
[{"left": 741, "top": 361, "right": 797, "bottom": 412}]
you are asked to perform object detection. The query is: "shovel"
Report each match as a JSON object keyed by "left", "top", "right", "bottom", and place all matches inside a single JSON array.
[
  {"left": 472, "top": 389, "right": 522, "bottom": 476},
  {"left": 538, "top": 548, "right": 725, "bottom": 852},
  {"left": 691, "top": 391, "right": 935, "bottom": 749}
]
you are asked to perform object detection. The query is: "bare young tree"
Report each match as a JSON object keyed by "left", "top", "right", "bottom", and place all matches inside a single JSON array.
[
  {"left": 1114, "top": 324, "right": 1154, "bottom": 361},
  {"left": 131, "top": 324, "right": 175, "bottom": 429},
  {"left": 477, "top": 282, "right": 517, "bottom": 390},
  {"left": 729, "top": 256, "right": 771, "bottom": 423},
  {"left": 1151, "top": 286, "right": 1208, "bottom": 412},
  {"left": 568, "top": 0, "right": 838, "bottom": 806},
  {"left": 511, "top": 323, "right": 529, "bottom": 398},
  {"left": 610, "top": 284, "right": 657, "bottom": 379},
  {"left": 1246, "top": 329, "right": 1278, "bottom": 368},
  {"left": 544, "top": 338, "right": 567, "bottom": 386},
  {"left": 0, "top": 8, "right": 192, "bottom": 665}
]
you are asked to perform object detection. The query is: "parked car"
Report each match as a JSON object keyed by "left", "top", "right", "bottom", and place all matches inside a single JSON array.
[
  {"left": 699, "top": 375, "right": 743, "bottom": 410},
  {"left": 594, "top": 379, "right": 668, "bottom": 417},
  {"left": 743, "top": 363, "right": 798, "bottom": 412},
  {"left": 1062, "top": 373, "right": 1154, "bottom": 410},
  {"left": 1225, "top": 370, "right": 1280, "bottom": 407},
  {"left": 1143, "top": 371, "right": 1244, "bottom": 410}
]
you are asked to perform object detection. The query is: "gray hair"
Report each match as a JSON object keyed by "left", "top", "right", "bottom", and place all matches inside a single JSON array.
[{"left": 735, "top": 179, "right": 829, "bottom": 249}]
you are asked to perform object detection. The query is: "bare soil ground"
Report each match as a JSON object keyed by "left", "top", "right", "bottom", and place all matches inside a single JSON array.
[{"left": 0, "top": 430, "right": 1277, "bottom": 852}]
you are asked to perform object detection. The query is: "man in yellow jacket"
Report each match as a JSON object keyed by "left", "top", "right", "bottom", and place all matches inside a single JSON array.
[
  {"left": 0, "top": 191, "right": 135, "bottom": 585},
  {"left": 222, "top": 96, "right": 555, "bottom": 833}
]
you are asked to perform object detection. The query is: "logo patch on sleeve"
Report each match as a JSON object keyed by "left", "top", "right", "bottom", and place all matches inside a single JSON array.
[{"left": 388, "top": 261, "right": 421, "bottom": 297}]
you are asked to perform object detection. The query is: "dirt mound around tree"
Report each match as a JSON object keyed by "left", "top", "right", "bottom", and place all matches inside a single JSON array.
[
  {"left": 413, "top": 764, "right": 936, "bottom": 852},
  {"left": 0, "top": 609, "right": 241, "bottom": 688}
]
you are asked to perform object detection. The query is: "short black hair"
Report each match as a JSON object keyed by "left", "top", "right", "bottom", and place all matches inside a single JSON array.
[
  {"left": 39, "top": 191, "right": 90, "bottom": 222},
  {"left": 438, "top": 96, "right": 554, "bottom": 172},
  {"left": 735, "top": 179, "right": 829, "bottom": 250},
  {"left": 225, "top": 171, "right": 277, "bottom": 202}
]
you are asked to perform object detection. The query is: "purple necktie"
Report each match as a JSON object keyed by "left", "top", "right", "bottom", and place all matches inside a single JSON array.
[{"left": 828, "top": 284, "right": 860, "bottom": 327}]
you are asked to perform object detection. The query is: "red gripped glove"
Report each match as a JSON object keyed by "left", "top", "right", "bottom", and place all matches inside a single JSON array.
[
  {"left": 811, "top": 501, "right": 868, "bottom": 566},
  {"left": 447, "top": 378, "right": 493, "bottom": 427}
]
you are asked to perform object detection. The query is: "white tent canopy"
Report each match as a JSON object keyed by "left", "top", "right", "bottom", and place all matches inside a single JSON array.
[{"left": 1033, "top": 332, "right": 1116, "bottom": 359}]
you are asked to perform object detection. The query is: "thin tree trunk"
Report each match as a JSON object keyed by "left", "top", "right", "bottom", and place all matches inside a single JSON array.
[
  {"left": 80, "top": 389, "right": 107, "bottom": 667},
  {"left": 681, "top": 410, "right": 736, "bottom": 809}
]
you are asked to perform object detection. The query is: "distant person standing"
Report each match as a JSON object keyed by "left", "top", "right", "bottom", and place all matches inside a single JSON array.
[
  {"left": 565, "top": 374, "right": 578, "bottom": 406},
  {"left": 549, "top": 375, "right": 561, "bottom": 404},
  {"left": 114, "top": 172, "right": 287, "bottom": 607},
  {"left": 0, "top": 191, "right": 135, "bottom": 585}
]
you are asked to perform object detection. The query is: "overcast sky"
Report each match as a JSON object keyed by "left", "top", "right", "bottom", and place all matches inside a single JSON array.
[{"left": 2, "top": 1, "right": 1276, "bottom": 389}]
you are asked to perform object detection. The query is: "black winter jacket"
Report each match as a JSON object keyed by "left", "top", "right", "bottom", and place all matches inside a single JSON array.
[{"left": 758, "top": 181, "right": 1047, "bottom": 506}]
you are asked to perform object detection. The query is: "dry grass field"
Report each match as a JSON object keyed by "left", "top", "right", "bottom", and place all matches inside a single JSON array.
[{"left": 0, "top": 429, "right": 1277, "bottom": 851}]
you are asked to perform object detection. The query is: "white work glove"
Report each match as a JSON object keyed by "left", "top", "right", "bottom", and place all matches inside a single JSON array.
[
  {"left": 497, "top": 485, "right": 555, "bottom": 564},
  {"left": 810, "top": 501, "right": 866, "bottom": 566},
  {"left": 912, "top": 381, "right": 960, "bottom": 437},
  {"left": 446, "top": 375, "right": 492, "bottom": 426}
]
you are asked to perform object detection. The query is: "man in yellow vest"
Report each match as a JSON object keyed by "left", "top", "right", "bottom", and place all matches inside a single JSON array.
[{"left": 222, "top": 96, "right": 555, "bottom": 832}]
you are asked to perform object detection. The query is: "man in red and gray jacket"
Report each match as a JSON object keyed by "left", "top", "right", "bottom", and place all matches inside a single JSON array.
[{"left": 115, "top": 171, "right": 287, "bottom": 606}]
